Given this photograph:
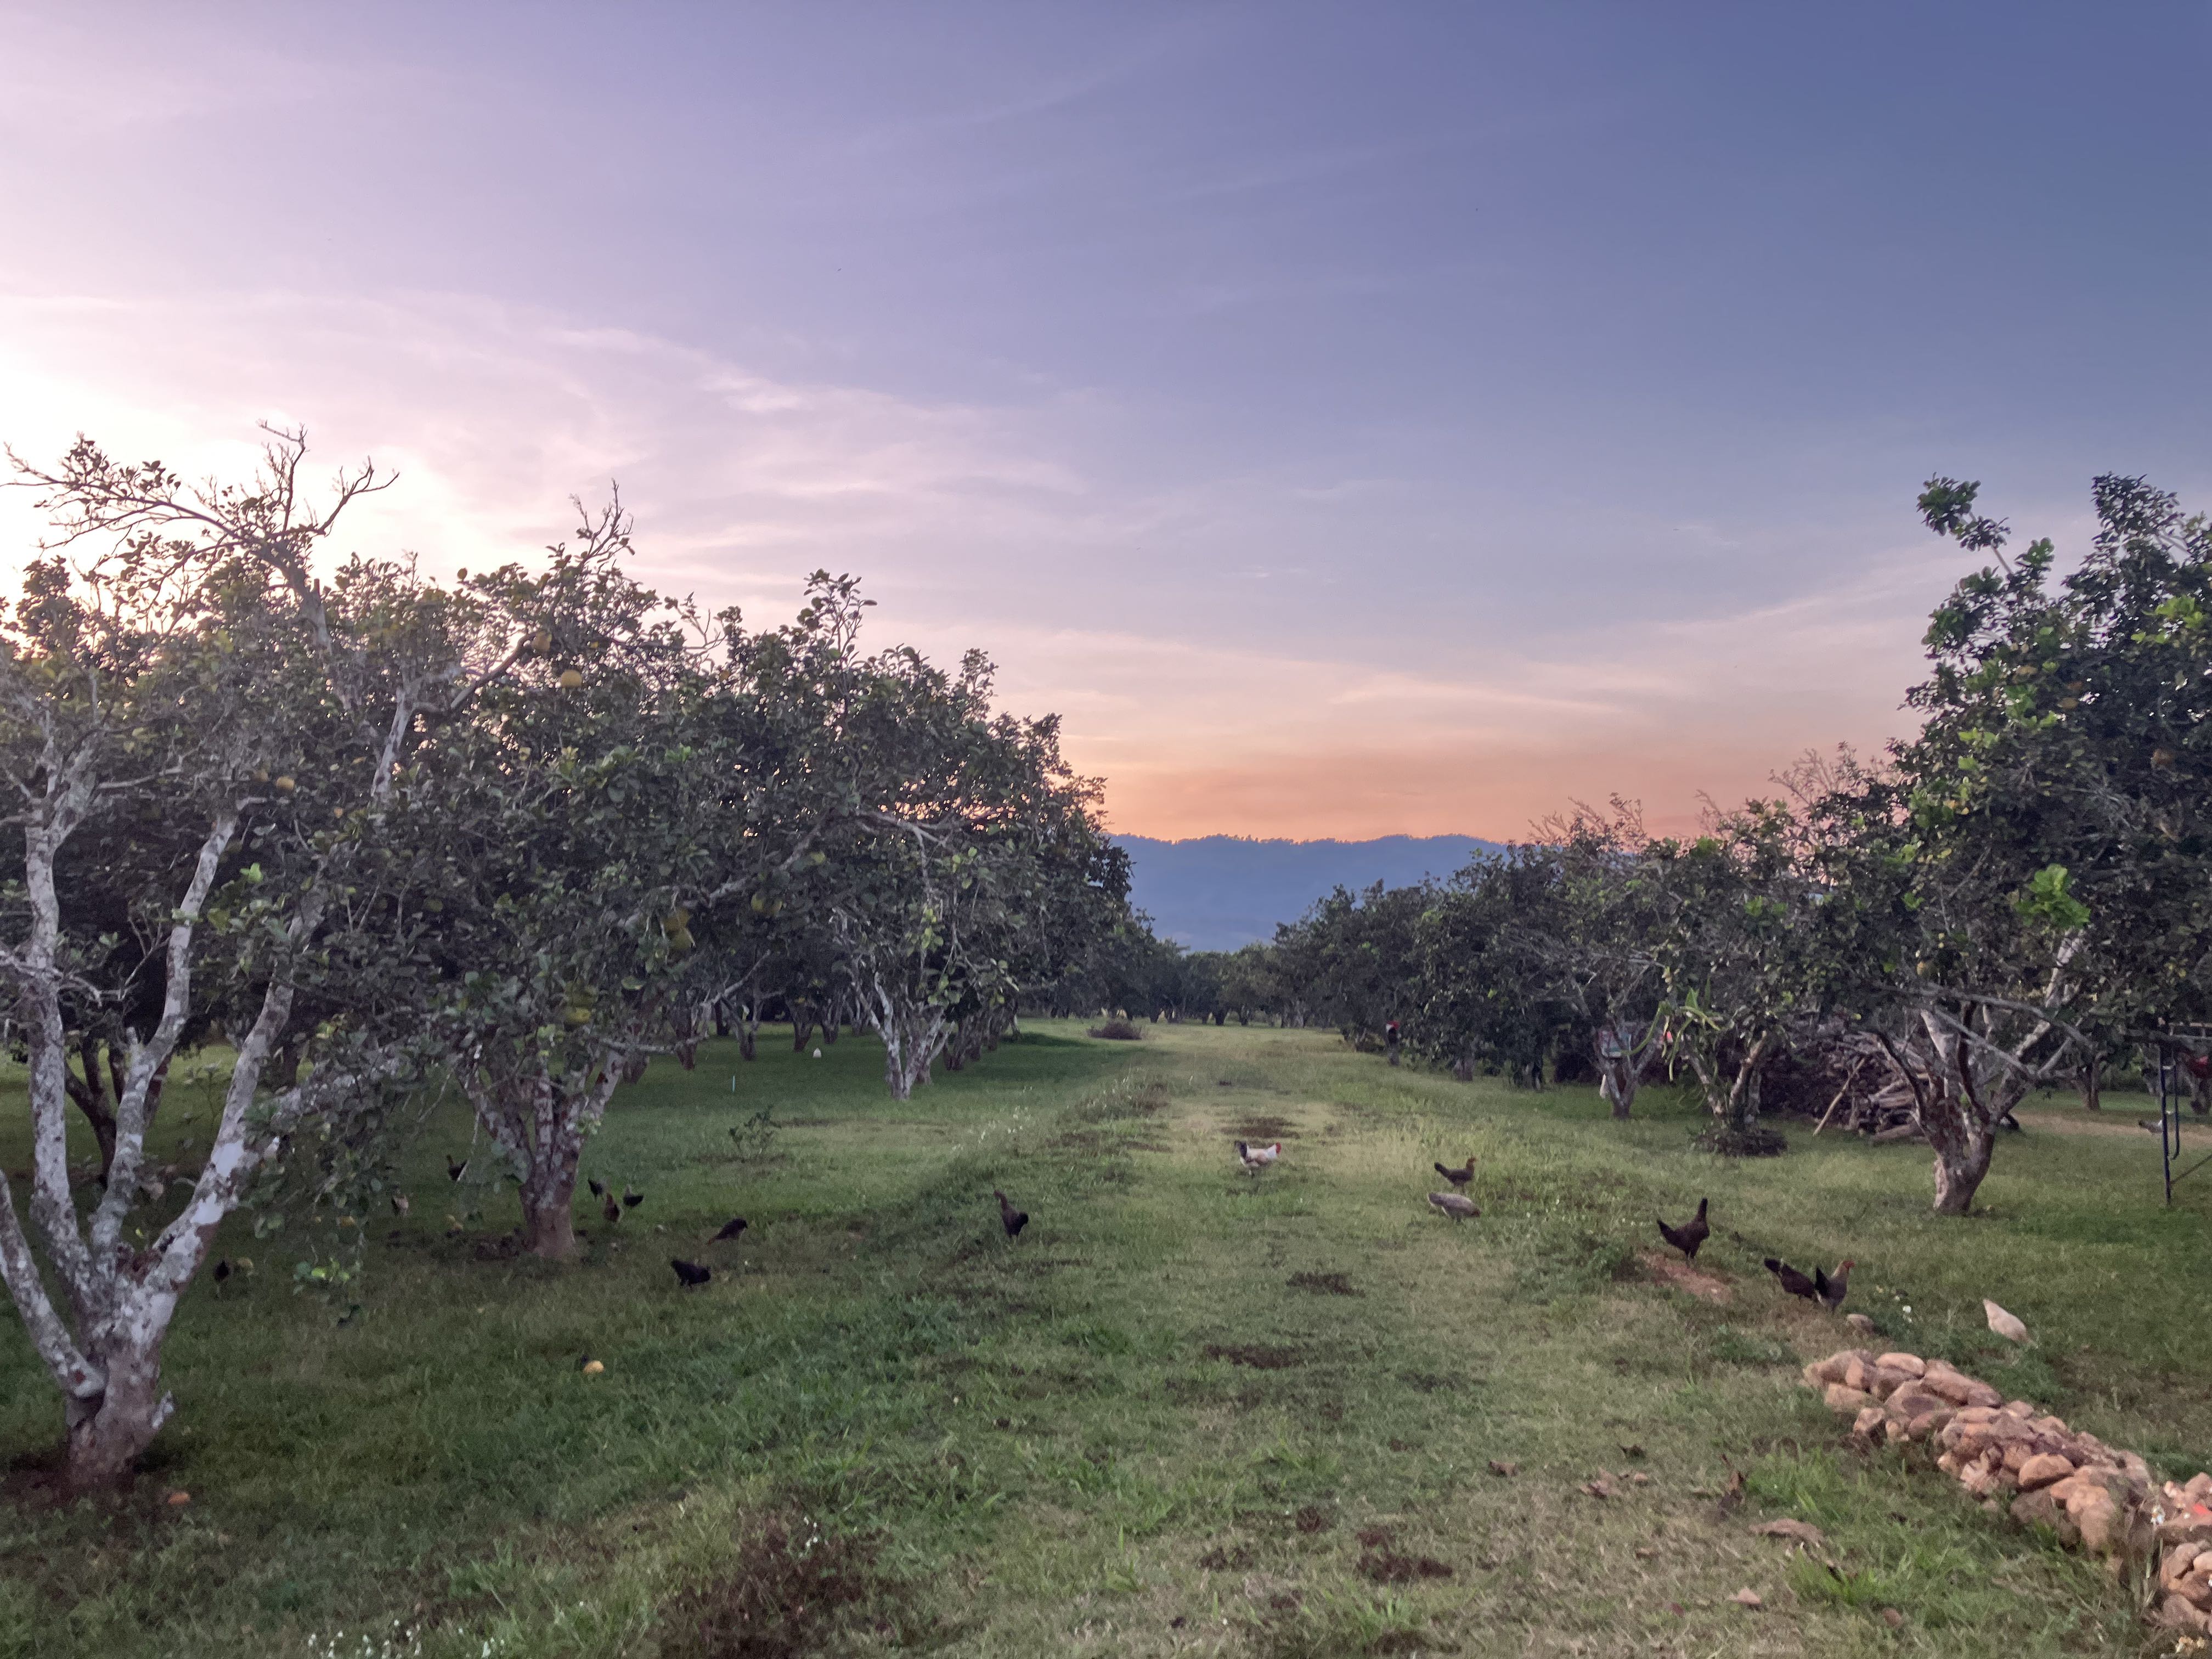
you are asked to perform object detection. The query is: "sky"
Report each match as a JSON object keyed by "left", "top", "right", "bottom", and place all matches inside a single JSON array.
[{"left": 2, "top": 3, "right": 2207, "bottom": 839}]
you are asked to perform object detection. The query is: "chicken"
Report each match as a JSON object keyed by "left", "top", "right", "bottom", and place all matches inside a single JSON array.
[
  {"left": 390, "top": 1192, "right": 411, "bottom": 1217},
  {"left": 1434, "top": 1156, "right": 1475, "bottom": 1189},
  {"left": 1816, "top": 1260, "right": 1853, "bottom": 1311},
  {"left": 1236, "top": 1140, "right": 1282, "bottom": 1172},
  {"left": 670, "top": 1257, "right": 712, "bottom": 1288},
  {"left": 622, "top": 1189, "right": 645, "bottom": 1210},
  {"left": 1427, "top": 1192, "right": 1479, "bottom": 1221},
  {"left": 447, "top": 1155, "right": 467, "bottom": 1182},
  {"left": 1765, "top": 1256, "right": 1853, "bottom": 1311},
  {"left": 212, "top": 1257, "right": 232, "bottom": 1285},
  {"left": 710, "top": 1216, "right": 749, "bottom": 1243},
  {"left": 995, "top": 1189, "right": 1029, "bottom": 1240},
  {"left": 1656, "top": 1197, "right": 1709, "bottom": 1263},
  {"left": 602, "top": 1193, "right": 622, "bottom": 1226},
  {"left": 587, "top": 1177, "right": 606, "bottom": 1198}
]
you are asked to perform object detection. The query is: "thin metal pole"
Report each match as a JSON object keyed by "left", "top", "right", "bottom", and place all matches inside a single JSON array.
[{"left": 2163, "top": 1049, "right": 2176, "bottom": 1208}]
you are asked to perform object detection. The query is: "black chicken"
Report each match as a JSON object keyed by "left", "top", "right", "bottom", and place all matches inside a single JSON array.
[
  {"left": 447, "top": 1155, "right": 467, "bottom": 1182},
  {"left": 212, "top": 1257, "right": 231, "bottom": 1285},
  {"left": 1765, "top": 1256, "right": 1853, "bottom": 1311},
  {"left": 1657, "top": 1198, "right": 1709, "bottom": 1263},
  {"left": 622, "top": 1189, "right": 645, "bottom": 1210},
  {"left": 711, "top": 1216, "right": 749, "bottom": 1242},
  {"left": 587, "top": 1177, "right": 606, "bottom": 1198},
  {"left": 1434, "top": 1156, "right": 1476, "bottom": 1189},
  {"left": 995, "top": 1189, "right": 1029, "bottom": 1240},
  {"left": 670, "top": 1257, "right": 712, "bottom": 1288}
]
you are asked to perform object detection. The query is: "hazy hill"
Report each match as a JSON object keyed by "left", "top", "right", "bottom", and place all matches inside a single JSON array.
[{"left": 1115, "top": 834, "right": 1501, "bottom": 951}]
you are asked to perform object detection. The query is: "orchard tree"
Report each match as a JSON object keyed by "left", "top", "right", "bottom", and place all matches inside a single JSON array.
[
  {"left": 1804, "top": 473, "right": 2212, "bottom": 1212},
  {"left": 1412, "top": 855, "right": 1573, "bottom": 1086},
  {"left": 1639, "top": 802, "right": 1831, "bottom": 1152},
  {"left": 409, "top": 506, "right": 732, "bottom": 1259},
  {"left": 1522, "top": 804, "right": 1670, "bottom": 1116},
  {"left": 0, "top": 432, "right": 467, "bottom": 1488},
  {"left": 1277, "top": 882, "right": 1430, "bottom": 1047}
]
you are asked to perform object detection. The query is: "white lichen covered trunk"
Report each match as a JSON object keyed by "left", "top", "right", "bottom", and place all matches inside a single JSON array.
[
  {"left": 868, "top": 985, "right": 950, "bottom": 1101},
  {"left": 1681, "top": 1032, "right": 1773, "bottom": 1137},
  {"left": 464, "top": 1057, "right": 628, "bottom": 1259},
  {"left": 0, "top": 804, "right": 308, "bottom": 1488},
  {"left": 1593, "top": 1023, "right": 1662, "bottom": 1121}
]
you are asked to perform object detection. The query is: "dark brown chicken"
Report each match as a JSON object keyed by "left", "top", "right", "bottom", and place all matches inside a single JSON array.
[
  {"left": 602, "top": 1193, "right": 622, "bottom": 1226},
  {"left": 670, "top": 1257, "right": 711, "bottom": 1288},
  {"left": 1815, "top": 1259, "right": 1853, "bottom": 1311},
  {"left": 447, "top": 1156, "right": 467, "bottom": 1182},
  {"left": 1765, "top": 1256, "right": 1854, "bottom": 1311},
  {"left": 1434, "top": 1156, "right": 1476, "bottom": 1189},
  {"left": 1657, "top": 1198, "right": 1709, "bottom": 1263},
  {"left": 995, "top": 1189, "right": 1029, "bottom": 1240},
  {"left": 710, "top": 1216, "right": 749, "bottom": 1243}
]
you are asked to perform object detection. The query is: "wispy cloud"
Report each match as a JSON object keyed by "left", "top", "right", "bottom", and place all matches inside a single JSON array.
[{"left": 0, "top": 275, "right": 1943, "bottom": 842}]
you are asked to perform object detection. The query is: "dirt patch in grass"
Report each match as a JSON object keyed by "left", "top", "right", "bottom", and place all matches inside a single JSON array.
[
  {"left": 1197, "top": 1542, "right": 1255, "bottom": 1571},
  {"left": 659, "top": 1509, "right": 919, "bottom": 1657},
  {"left": 1294, "top": 1505, "right": 1331, "bottom": 1534},
  {"left": 1639, "top": 1249, "right": 1732, "bottom": 1303},
  {"left": 1203, "top": 1342, "right": 1307, "bottom": 1370},
  {"left": 1357, "top": 1548, "right": 1453, "bottom": 1585},
  {"left": 1226, "top": 1115, "right": 1300, "bottom": 1142},
  {"left": 1287, "top": 1271, "right": 1358, "bottom": 1296}
]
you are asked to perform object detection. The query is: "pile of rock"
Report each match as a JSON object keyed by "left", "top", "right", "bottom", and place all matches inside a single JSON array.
[{"left": 1803, "top": 1347, "right": 2212, "bottom": 1636}]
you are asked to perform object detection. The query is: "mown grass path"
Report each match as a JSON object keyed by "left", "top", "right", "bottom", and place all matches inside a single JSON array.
[{"left": 2, "top": 1022, "right": 2207, "bottom": 1657}]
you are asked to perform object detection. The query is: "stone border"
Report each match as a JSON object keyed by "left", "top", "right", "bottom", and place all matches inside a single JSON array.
[{"left": 1803, "top": 1348, "right": 2212, "bottom": 1635}]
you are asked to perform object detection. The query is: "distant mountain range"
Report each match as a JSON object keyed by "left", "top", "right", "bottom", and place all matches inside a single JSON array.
[{"left": 1115, "top": 834, "right": 1503, "bottom": 951}]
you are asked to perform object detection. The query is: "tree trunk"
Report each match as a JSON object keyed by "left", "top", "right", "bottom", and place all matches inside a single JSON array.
[
  {"left": 467, "top": 1060, "right": 620, "bottom": 1261},
  {"left": 792, "top": 1001, "right": 815, "bottom": 1051},
  {"left": 1925, "top": 1107, "right": 1994, "bottom": 1216},
  {"left": 1598, "top": 1056, "right": 1636, "bottom": 1120},
  {"left": 1595, "top": 1030, "right": 1641, "bottom": 1120},
  {"left": 874, "top": 1001, "right": 946, "bottom": 1100},
  {"left": 520, "top": 1166, "right": 578, "bottom": 1259},
  {"left": 65, "top": 1330, "right": 174, "bottom": 1493},
  {"left": 2080, "top": 1053, "right": 2101, "bottom": 1111},
  {"left": 66, "top": 1036, "right": 120, "bottom": 1180}
]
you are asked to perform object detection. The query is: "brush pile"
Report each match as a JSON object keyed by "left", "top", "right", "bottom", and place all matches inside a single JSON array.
[{"left": 1802, "top": 1347, "right": 2212, "bottom": 1635}]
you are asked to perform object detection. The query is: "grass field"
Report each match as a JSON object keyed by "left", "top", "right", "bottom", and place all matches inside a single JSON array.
[{"left": 3, "top": 1020, "right": 2208, "bottom": 1658}]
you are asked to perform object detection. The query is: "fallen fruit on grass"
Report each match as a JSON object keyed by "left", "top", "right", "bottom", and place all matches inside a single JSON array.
[
  {"left": 1731, "top": 1589, "right": 1764, "bottom": 1609},
  {"left": 166, "top": 1491, "right": 190, "bottom": 1506},
  {"left": 1487, "top": 1459, "right": 1518, "bottom": 1477},
  {"left": 582, "top": 1359, "right": 605, "bottom": 1376}
]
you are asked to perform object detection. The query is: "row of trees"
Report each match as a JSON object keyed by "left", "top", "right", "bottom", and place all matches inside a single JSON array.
[
  {"left": 1188, "top": 475, "right": 2212, "bottom": 1217},
  {"left": 0, "top": 431, "right": 1132, "bottom": 1488}
]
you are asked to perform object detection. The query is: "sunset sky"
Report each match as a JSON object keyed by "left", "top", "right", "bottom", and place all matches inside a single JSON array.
[{"left": 3, "top": 3, "right": 2206, "bottom": 839}]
